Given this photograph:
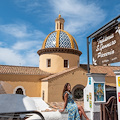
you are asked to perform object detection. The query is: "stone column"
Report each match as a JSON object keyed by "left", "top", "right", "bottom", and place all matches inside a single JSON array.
[
  {"left": 113, "top": 70, "right": 120, "bottom": 120},
  {"left": 84, "top": 73, "right": 106, "bottom": 120}
]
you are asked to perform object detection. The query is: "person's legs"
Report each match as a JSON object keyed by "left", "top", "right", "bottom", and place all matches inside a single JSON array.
[
  {"left": 78, "top": 105, "right": 89, "bottom": 120},
  {"left": 79, "top": 110, "right": 82, "bottom": 119}
]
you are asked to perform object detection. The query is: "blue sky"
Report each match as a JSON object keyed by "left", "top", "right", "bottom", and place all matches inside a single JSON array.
[{"left": 0, "top": 0, "right": 120, "bottom": 67}]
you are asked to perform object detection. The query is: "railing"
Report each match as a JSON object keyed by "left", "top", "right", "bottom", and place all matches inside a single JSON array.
[
  {"left": 100, "top": 96, "right": 118, "bottom": 120},
  {"left": 0, "top": 110, "right": 45, "bottom": 120}
]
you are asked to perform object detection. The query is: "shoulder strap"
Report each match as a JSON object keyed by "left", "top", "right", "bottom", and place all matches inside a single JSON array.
[{"left": 64, "top": 91, "right": 69, "bottom": 96}]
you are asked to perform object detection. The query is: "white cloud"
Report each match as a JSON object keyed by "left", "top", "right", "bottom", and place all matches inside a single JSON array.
[
  {"left": 51, "top": 0, "right": 106, "bottom": 34},
  {"left": 30, "top": 30, "right": 46, "bottom": 40},
  {"left": 0, "top": 24, "right": 30, "bottom": 38},
  {"left": 13, "top": 0, "right": 106, "bottom": 35},
  {"left": 12, "top": 41, "right": 40, "bottom": 50},
  {"left": 14, "top": 0, "right": 43, "bottom": 13},
  {"left": 14, "top": 0, "right": 106, "bottom": 35},
  {"left": 0, "top": 21, "right": 45, "bottom": 66},
  {"left": 0, "top": 23, "right": 46, "bottom": 40},
  {"left": 0, "top": 47, "right": 39, "bottom": 66},
  {"left": 25, "top": 51, "right": 39, "bottom": 66},
  {"left": 0, "top": 48, "right": 25, "bottom": 65}
]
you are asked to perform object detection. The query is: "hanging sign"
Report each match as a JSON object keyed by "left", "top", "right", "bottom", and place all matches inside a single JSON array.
[{"left": 92, "top": 24, "right": 120, "bottom": 65}]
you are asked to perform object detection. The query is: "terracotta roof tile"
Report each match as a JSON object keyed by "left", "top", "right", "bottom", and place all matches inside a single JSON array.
[
  {"left": 41, "top": 64, "right": 120, "bottom": 81},
  {"left": 41, "top": 66, "right": 79, "bottom": 81},
  {"left": 1, "top": 64, "right": 120, "bottom": 77},
  {"left": 0, "top": 65, "right": 50, "bottom": 75},
  {"left": 90, "top": 65, "right": 120, "bottom": 76}
]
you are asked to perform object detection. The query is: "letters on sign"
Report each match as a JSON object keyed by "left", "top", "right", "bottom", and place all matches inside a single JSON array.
[{"left": 92, "top": 24, "right": 120, "bottom": 65}]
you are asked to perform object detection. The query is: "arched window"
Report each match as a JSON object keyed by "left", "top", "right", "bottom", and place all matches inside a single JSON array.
[
  {"left": 16, "top": 88, "right": 23, "bottom": 95},
  {"left": 13, "top": 86, "right": 25, "bottom": 95},
  {"left": 72, "top": 84, "right": 84, "bottom": 100},
  {"left": 57, "top": 23, "right": 58, "bottom": 29},
  {"left": 60, "top": 23, "right": 61, "bottom": 29}
]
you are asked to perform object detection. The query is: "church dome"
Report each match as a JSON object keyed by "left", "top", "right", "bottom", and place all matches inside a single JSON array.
[
  {"left": 42, "top": 30, "right": 78, "bottom": 50},
  {"left": 37, "top": 14, "right": 82, "bottom": 73},
  {"left": 38, "top": 14, "right": 82, "bottom": 56}
]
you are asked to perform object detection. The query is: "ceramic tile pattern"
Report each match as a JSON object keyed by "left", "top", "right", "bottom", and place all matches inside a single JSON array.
[
  {"left": 59, "top": 31, "right": 71, "bottom": 49},
  {"left": 44, "top": 31, "right": 78, "bottom": 49},
  {"left": 45, "top": 32, "right": 57, "bottom": 48}
]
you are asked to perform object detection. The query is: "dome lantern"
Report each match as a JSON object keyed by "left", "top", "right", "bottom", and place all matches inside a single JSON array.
[{"left": 55, "top": 14, "right": 65, "bottom": 30}]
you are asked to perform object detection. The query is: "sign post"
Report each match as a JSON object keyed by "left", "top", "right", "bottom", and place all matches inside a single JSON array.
[
  {"left": 114, "top": 70, "right": 120, "bottom": 120},
  {"left": 84, "top": 73, "right": 106, "bottom": 120}
]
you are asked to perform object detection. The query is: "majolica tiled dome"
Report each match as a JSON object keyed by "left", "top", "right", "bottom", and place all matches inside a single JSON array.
[
  {"left": 38, "top": 14, "right": 82, "bottom": 56},
  {"left": 42, "top": 30, "right": 78, "bottom": 50}
]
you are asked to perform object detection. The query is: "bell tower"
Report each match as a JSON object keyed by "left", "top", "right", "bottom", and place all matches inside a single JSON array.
[{"left": 55, "top": 14, "right": 65, "bottom": 30}]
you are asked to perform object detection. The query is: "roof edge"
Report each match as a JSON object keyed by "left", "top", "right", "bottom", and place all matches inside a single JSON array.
[
  {"left": 37, "top": 48, "right": 82, "bottom": 56},
  {"left": 41, "top": 66, "right": 79, "bottom": 81}
]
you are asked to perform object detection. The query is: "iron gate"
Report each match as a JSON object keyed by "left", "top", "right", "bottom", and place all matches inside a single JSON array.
[{"left": 100, "top": 96, "right": 118, "bottom": 120}]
